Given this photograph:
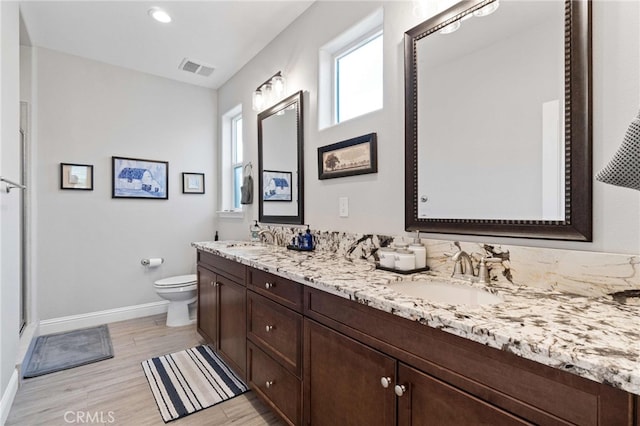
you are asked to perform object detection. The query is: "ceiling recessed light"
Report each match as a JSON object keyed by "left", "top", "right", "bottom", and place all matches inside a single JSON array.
[{"left": 148, "top": 7, "right": 172, "bottom": 24}]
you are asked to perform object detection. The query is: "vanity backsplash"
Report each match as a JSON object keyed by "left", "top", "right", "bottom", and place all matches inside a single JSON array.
[{"left": 258, "top": 225, "right": 640, "bottom": 298}]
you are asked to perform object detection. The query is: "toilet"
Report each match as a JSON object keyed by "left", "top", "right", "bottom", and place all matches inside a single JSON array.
[{"left": 153, "top": 274, "right": 197, "bottom": 327}]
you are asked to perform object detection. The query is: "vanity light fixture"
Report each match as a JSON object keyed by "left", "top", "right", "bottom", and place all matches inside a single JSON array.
[
  {"left": 595, "top": 109, "right": 640, "bottom": 191},
  {"left": 473, "top": 0, "right": 500, "bottom": 17},
  {"left": 436, "top": 1, "right": 499, "bottom": 36},
  {"left": 148, "top": 7, "right": 172, "bottom": 23},
  {"left": 252, "top": 71, "right": 286, "bottom": 112},
  {"left": 439, "top": 20, "right": 461, "bottom": 35}
]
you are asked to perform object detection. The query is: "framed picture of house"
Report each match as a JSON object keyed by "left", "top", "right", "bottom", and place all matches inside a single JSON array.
[
  {"left": 318, "top": 133, "right": 378, "bottom": 180},
  {"left": 60, "top": 163, "right": 93, "bottom": 190},
  {"left": 112, "top": 156, "right": 168, "bottom": 199},
  {"left": 262, "top": 170, "right": 292, "bottom": 202},
  {"left": 182, "top": 172, "right": 205, "bottom": 194}
]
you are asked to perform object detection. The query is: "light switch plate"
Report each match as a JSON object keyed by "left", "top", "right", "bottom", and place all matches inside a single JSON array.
[{"left": 339, "top": 197, "right": 349, "bottom": 217}]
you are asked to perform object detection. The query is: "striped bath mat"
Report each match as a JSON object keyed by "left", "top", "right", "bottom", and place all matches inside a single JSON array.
[{"left": 142, "top": 345, "right": 248, "bottom": 422}]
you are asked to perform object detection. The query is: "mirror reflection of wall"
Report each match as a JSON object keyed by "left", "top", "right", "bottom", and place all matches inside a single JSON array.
[
  {"left": 258, "top": 90, "right": 304, "bottom": 224},
  {"left": 417, "top": 1, "right": 564, "bottom": 221},
  {"left": 262, "top": 104, "right": 298, "bottom": 216}
]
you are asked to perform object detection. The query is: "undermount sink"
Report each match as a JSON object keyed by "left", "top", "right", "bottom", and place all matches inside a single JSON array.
[
  {"left": 224, "top": 242, "right": 270, "bottom": 252},
  {"left": 391, "top": 280, "right": 503, "bottom": 306}
]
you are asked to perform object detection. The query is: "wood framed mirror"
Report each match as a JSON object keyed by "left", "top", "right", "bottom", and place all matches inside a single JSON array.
[
  {"left": 405, "top": 0, "right": 592, "bottom": 241},
  {"left": 258, "top": 90, "right": 304, "bottom": 224}
]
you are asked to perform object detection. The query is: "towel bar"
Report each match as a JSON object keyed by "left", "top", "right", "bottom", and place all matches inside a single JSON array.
[{"left": 1, "top": 176, "right": 26, "bottom": 193}]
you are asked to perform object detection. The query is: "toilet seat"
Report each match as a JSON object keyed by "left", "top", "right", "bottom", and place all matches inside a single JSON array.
[{"left": 154, "top": 274, "right": 197, "bottom": 289}]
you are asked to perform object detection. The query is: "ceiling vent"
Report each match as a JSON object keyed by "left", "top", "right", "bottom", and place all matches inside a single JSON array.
[{"left": 178, "top": 58, "right": 215, "bottom": 77}]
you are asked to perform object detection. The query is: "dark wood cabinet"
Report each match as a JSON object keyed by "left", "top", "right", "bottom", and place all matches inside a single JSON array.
[
  {"left": 396, "top": 363, "right": 532, "bottom": 426},
  {"left": 304, "top": 286, "right": 635, "bottom": 426},
  {"left": 196, "top": 265, "right": 217, "bottom": 345},
  {"left": 195, "top": 251, "right": 636, "bottom": 426},
  {"left": 196, "top": 251, "right": 246, "bottom": 381},
  {"left": 248, "top": 342, "right": 302, "bottom": 426},
  {"left": 246, "top": 268, "right": 304, "bottom": 425},
  {"left": 217, "top": 274, "right": 246, "bottom": 379},
  {"left": 304, "top": 319, "right": 396, "bottom": 426}
]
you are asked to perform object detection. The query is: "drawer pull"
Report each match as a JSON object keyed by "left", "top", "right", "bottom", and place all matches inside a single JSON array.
[
  {"left": 394, "top": 384, "right": 407, "bottom": 397},
  {"left": 265, "top": 325, "right": 274, "bottom": 332},
  {"left": 210, "top": 281, "right": 214, "bottom": 286},
  {"left": 265, "top": 380, "right": 274, "bottom": 389},
  {"left": 380, "top": 377, "right": 392, "bottom": 388},
  {"left": 265, "top": 282, "right": 274, "bottom": 289}
]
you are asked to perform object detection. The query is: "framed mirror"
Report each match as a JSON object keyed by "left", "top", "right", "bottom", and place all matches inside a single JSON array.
[
  {"left": 258, "top": 90, "right": 304, "bottom": 224},
  {"left": 405, "top": 0, "right": 592, "bottom": 241}
]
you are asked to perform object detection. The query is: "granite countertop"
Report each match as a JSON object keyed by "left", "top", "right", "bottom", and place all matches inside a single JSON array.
[{"left": 192, "top": 241, "right": 640, "bottom": 395}]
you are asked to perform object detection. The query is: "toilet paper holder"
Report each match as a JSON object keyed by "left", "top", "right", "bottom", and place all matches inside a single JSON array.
[{"left": 141, "top": 258, "right": 165, "bottom": 267}]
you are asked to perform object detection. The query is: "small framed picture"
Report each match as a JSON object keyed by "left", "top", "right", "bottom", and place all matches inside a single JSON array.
[
  {"left": 112, "top": 156, "right": 168, "bottom": 199},
  {"left": 60, "top": 163, "right": 94, "bottom": 190},
  {"left": 318, "top": 133, "right": 378, "bottom": 180},
  {"left": 182, "top": 172, "right": 205, "bottom": 194},
  {"left": 262, "top": 170, "right": 292, "bottom": 202}
]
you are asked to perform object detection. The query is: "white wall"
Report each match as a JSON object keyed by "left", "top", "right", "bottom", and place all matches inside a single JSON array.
[
  {"left": 0, "top": 0, "right": 22, "bottom": 420},
  {"left": 34, "top": 48, "right": 217, "bottom": 320},
  {"left": 217, "top": 0, "right": 640, "bottom": 255}
]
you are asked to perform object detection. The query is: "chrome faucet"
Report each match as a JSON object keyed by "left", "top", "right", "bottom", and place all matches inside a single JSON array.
[
  {"left": 449, "top": 244, "right": 502, "bottom": 283},
  {"left": 258, "top": 229, "right": 281, "bottom": 246},
  {"left": 451, "top": 250, "right": 475, "bottom": 280}
]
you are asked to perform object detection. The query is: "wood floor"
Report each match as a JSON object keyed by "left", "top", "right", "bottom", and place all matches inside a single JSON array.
[{"left": 7, "top": 314, "right": 285, "bottom": 426}]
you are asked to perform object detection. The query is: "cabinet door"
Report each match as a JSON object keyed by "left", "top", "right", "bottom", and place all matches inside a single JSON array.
[
  {"left": 197, "top": 266, "right": 218, "bottom": 345},
  {"left": 304, "top": 319, "right": 395, "bottom": 426},
  {"left": 218, "top": 274, "right": 247, "bottom": 380},
  {"left": 397, "top": 363, "right": 532, "bottom": 426}
]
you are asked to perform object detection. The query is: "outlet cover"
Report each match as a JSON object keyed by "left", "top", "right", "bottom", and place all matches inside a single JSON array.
[{"left": 339, "top": 197, "right": 349, "bottom": 217}]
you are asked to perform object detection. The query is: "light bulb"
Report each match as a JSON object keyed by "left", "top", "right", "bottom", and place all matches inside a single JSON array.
[
  {"left": 252, "top": 90, "right": 264, "bottom": 111},
  {"left": 439, "top": 20, "right": 461, "bottom": 35},
  {"left": 148, "top": 7, "right": 172, "bottom": 23},
  {"left": 262, "top": 83, "right": 273, "bottom": 107},
  {"left": 271, "top": 76, "right": 285, "bottom": 99},
  {"left": 473, "top": 0, "right": 499, "bottom": 17}
]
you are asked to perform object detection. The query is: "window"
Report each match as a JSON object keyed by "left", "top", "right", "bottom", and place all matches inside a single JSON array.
[
  {"left": 335, "top": 31, "right": 383, "bottom": 123},
  {"left": 220, "top": 105, "right": 243, "bottom": 215},
  {"left": 318, "top": 8, "right": 383, "bottom": 129},
  {"left": 231, "top": 114, "right": 243, "bottom": 210}
]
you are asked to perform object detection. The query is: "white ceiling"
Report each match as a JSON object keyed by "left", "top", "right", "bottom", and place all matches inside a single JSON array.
[{"left": 19, "top": 1, "right": 315, "bottom": 90}]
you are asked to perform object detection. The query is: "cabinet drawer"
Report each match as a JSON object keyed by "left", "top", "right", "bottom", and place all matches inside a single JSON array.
[
  {"left": 247, "top": 268, "right": 302, "bottom": 311},
  {"left": 247, "top": 291, "right": 302, "bottom": 377},
  {"left": 247, "top": 342, "right": 301, "bottom": 426},
  {"left": 197, "top": 250, "right": 245, "bottom": 282}
]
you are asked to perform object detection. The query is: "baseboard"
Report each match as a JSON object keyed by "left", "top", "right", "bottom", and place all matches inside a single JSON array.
[
  {"left": 39, "top": 301, "right": 169, "bottom": 335},
  {"left": 0, "top": 369, "right": 19, "bottom": 426},
  {"left": 15, "top": 322, "right": 39, "bottom": 385}
]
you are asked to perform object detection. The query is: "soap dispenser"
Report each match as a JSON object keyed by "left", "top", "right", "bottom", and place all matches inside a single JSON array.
[
  {"left": 408, "top": 231, "right": 427, "bottom": 269},
  {"left": 250, "top": 220, "right": 261, "bottom": 242},
  {"left": 302, "top": 225, "right": 314, "bottom": 250}
]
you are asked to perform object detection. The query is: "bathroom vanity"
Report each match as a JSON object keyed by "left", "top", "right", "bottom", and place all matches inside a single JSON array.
[{"left": 194, "top": 242, "right": 639, "bottom": 425}]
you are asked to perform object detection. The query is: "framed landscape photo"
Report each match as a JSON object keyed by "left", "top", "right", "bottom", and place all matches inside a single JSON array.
[
  {"left": 262, "top": 170, "right": 292, "bottom": 202},
  {"left": 318, "top": 133, "right": 378, "bottom": 180},
  {"left": 112, "top": 156, "right": 168, "bottom": 199},
  {"left": 60, "top": 163, "right": 94, "bottom": 190},
  {"left": 182, "top": 172, "right": 205, "bottom": 194}
]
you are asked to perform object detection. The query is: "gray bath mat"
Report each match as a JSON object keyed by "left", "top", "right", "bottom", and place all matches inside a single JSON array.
[{"left": 22, "top": 324, "right": 114, "bottom": 378}]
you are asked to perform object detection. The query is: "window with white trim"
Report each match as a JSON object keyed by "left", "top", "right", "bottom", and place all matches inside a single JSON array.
[
  {"left": 319, "top": 8, "right": 384, "bottom": 129},
  {"left": 231, "top": 114, "right": 243, "bottom": 209},
  {"left": 221, "top": 105, "right": 243, "bottom": 213},
  {"left": 335, "top": 31, "right": 383, "bottom": 123}
]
